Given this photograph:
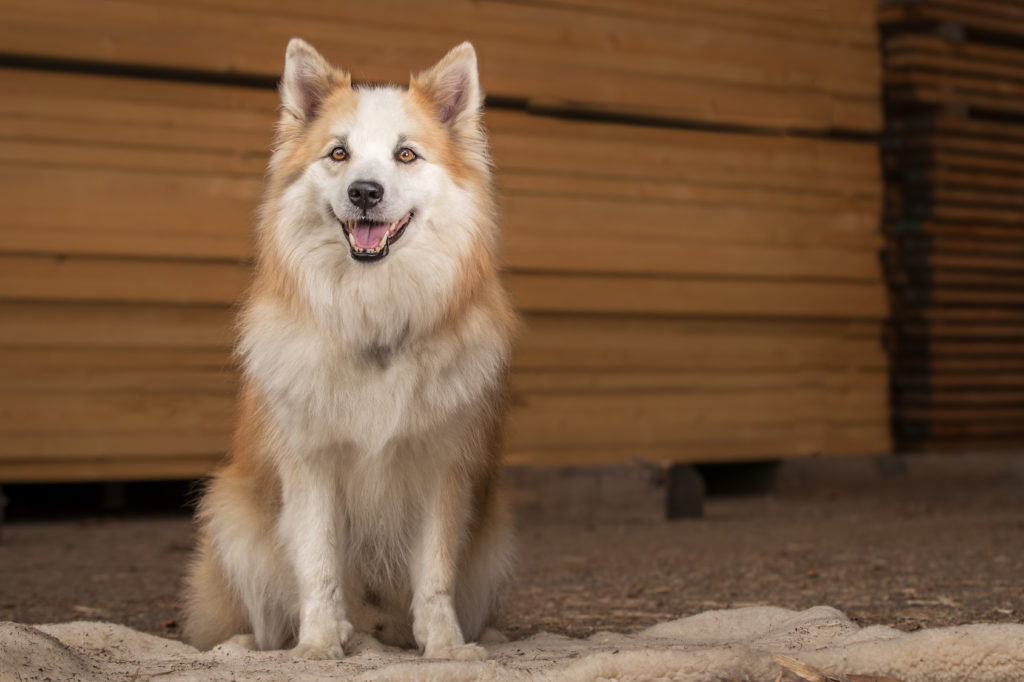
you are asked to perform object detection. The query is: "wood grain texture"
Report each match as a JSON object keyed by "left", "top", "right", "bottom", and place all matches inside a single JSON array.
[
  {"left": 0, "top": 2, "right": 888, "bottom": 480},
  {"left": 883, "top": 0, "right": 1024, "bottom": 453},
  {"left": 0, "top": 0, "right": 881, "bottom": 132}
]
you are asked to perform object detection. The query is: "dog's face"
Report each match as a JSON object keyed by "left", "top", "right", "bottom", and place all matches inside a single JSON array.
[{"left": 269, "top": 39, "right": 490, "bottom": 267}]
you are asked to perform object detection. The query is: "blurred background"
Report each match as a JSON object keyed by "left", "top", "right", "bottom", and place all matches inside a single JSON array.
[{"left": 0, "top": 0, "right": 1022, "bottom": 508}]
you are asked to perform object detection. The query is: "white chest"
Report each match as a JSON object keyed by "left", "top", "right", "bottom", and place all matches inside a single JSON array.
[{"left": 240, "top": 302, "right": 505, "bottom": 456}]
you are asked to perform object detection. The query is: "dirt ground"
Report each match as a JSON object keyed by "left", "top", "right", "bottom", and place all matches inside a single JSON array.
[{"left": 1, "top": 453, "right": 1022, "bottom": 646}]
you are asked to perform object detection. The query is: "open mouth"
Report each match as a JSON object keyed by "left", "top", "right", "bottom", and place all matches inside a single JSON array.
[{"left": 338, "top": 212, "right": 413, "bottom": 262}]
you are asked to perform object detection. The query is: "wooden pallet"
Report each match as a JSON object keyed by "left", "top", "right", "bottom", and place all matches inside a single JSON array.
[{"left": 883, "top": 0, "right": 1024, "bottom": 453}]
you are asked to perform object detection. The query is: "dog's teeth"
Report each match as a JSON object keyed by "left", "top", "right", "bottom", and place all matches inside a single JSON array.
[
  {"left": 377, "top": 231, "right": 389, "bottom": 249},
  {"left": 347, "top": 231, "right": 357, "bottom": 249}
]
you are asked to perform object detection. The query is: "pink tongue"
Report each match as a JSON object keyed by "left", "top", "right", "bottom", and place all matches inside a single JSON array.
[{"left": 353, "top": 222, "right": 389, "bottom": 249}]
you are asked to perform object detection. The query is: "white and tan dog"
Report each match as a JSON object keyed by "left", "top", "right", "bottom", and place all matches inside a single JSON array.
[{"left": 183, "top": 39, "right": 516, "bottom": 661}]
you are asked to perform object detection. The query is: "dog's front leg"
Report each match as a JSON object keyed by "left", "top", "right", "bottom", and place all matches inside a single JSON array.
[
  {"left": 411, "top": 472, "right": 487, "bottom": 661},
  {"left": 278, "top": 461, "right": 352, "bottom": 659}
]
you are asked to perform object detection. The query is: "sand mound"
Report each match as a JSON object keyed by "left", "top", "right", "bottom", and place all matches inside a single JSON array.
[{"left": 3, "top": 606, "right": 1023, "bottom": 681}]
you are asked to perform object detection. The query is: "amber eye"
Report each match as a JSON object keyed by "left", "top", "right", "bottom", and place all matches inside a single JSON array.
[
  {"left": 329, "top": 146, "right": 348, "bottom": 162},
  {"left": 396, "top": 147, "right": 417, "bottom": 164}
]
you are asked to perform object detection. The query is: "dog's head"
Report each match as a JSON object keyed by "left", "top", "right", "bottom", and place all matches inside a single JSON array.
[{"left": 267, "top": 39, "right": 491, "bottom": 266}]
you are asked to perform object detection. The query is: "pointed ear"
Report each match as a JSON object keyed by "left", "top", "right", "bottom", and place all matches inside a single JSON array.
[
  {"left": 280, "top": 38, "right": 349, "bottom": 123},
  {"left": 412, "top": 42, "right": 482, "bottom": 130}
]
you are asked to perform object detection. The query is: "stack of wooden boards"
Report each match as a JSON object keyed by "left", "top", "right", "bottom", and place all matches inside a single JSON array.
[
  {"left": 0, "top": 0, "right": 889, "bottom": 481},
  {"left": 881, "top": 0, "right": 1024, "bottom": 452}
]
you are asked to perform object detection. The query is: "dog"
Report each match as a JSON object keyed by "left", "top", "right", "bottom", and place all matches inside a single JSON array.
[{"left": 183, "top": 38, "right": 516, "bottom": 661}]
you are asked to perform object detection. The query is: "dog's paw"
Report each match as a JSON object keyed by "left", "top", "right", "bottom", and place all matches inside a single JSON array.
[
  {"left": 288, "top": 641, "right": 346, "bottom": 660},
  {"left": 424, "top": 642, "right": 488, "bottom": 661},
  {"left": 289, "top": 620, "right": 353, "bottom": 660},
  {"left": 225, "top": 633, "right": 257, "bottom": 649},
  {"left": 480, "top": 628, "right": 509, "bottom": 644}
]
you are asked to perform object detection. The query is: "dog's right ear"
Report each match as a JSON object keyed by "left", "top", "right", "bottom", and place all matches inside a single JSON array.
[{"left": 280, "top": 38, "right": 350, "bottom": 123}]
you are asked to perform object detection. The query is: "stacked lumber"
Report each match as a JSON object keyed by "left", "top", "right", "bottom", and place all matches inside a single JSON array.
[
  {"left": 0, "top": 0, "right": 888, "bottom": 482},
  {"left": 1, "top": 0, "right": 881, "bottom": 132},
  {"left": 881, "top": 0, "right": 1024, "bottom": 451}
]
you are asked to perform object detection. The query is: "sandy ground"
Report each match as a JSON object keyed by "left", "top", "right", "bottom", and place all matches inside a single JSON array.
[{"left": 1, "top": 454, "right": 1023, "bottom": 648}]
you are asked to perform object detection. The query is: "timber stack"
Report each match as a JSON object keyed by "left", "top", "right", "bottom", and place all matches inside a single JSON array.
[
  {"left": 881, "top": 0, "right": 1024, "bottom": 452},
  {"left": 0, "top": 0, "right": 889, "bottom": 481}
]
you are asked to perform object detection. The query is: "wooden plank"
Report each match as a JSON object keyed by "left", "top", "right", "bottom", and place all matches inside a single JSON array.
[
  {"left": 0, "top": 392, "right": 233, "bottom": 432},
  {"left": 0, "top": 432, "right": 230, "bottom": 460},
  {"left": 896, "top": 371, "right": 1024, "bottom": 389},
  {"left": 0, "top": 455, "right": 224, "bottom": 483},
  {"left": 2, "top": 354, "right": 883, "bottom": 395},
  {"left": 914, "top": 306, "right": 1024, "bottom": 324},
  {"left": 497, "top": 169, "right": 879, "bottom": 214},
  {"left": 515, "top": 317, "right": 887, "bottom": 370},
  {"left": 894, "top": 231, "right": 1024, "bottom": 255},
  {"left": 892, "top": 198, "right": 1024, "bottom": 224},
  {"left": 0, "top": 347, "right": 231, "bottom": 371},
  {"left": 499, "top": 0, "right": 879, "bottom": 43},
  {"left": 892, "top": 222, "right": 1024, "bottom": 244},
  {"left": 160, "top": 0, "right": 881, "bottom": 96},
  {"left": 1, "top": 352, "right": 887, "bottom": 395},
  {"left": 887, "top": 74, "right": 1024, "bottom": 117},
  {"left": 521, "top": 367, "right": 881, "bottom": 394},
  {"left": 0, "top": 302, "right": 233, "bottom": 348},
  {"left": 509, "top": 273, "right": 887, "bottom": 318},
  {"left": 897, "top": 337, "right": 1024, "bottom": 356},
  {"left": 505, "top": 423, "right": 891, "bottom": 466},
  {"left": 487, "top": 118, "right": 881, "bottom": 197},
  {"left": 913, "top": 169, "right": 1024, "bottom": 194},
  {"left": 928, "top": 115, "right": 1024, "bottom": 144},
  {"left": 0, "top": 387, "right": 887, "bottom": 441},
  {"left": 880, "top": 2, "right": 1024, "bottom": 40},
  {"left": 0, "top": 307, "right": 886, "bottom": 371},
  {"left": 926, "top": 150, "right": 1024, "bottom": 176},
  {"left": 506, "top": 387, "right": 888, "bottom": 451},
  {"left": 898, "top": 388, "right": 1024, "bottom": 406},
  {"left": 0, "top": 255, "right": 888, "bottom": 318},
  {"left": 0, "top": 68, "right": 882, "bottom": 197},
  {"left": 904, "top": 358, "right": 1024, "bottom": 373},
  {"left": 900, "top": 268, "right": 1024, "bottom": 289},
  {"left": 886, "top": 34, "right": 1024, "bottom": 83},
  {"left": 0, "top": 168, "right": 882, "bottom": 266},
  {"left": 504, "top": 195, "right": 881, "bottom": 251},
  {"left": 899, "top": 320, "right": 1024, "bottom": 340},
  {"left": 0, "top": 165, "right": 258, "bottom": 260},
  {"left": 0, "top": 0, "right": 881, "bottom": 131},
  {"left": 904, "top": 286, "right": 1024, "bottom": 307},
  {"left": 920, "top": 186, "right": 1024, "bottom": 211},
  {"left": 502, "top": 223, "right": 881, "bottom": 282},
  {"left": 0, "top": 255, "right": 250, "bottom": 305},
  {"left": 0, "top": 69, "right": 882, "bottom": 277},
  {"left": 0, "top": 363, "right": 236, "bottom": 393},
  {"left": 898, "top": 437, "right": 1024, "bottom": 453},
  {"left": 889, "top": 135, "right": 1024, "bottom": 165},
  {"left": 0, "top": 421, "right": 891, "bottom": 482},
  {"left": 895, "top": 416, "right": 1024, "bottom": 437}
]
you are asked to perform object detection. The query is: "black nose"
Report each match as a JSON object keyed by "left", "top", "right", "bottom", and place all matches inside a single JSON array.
[{"left": 348, "top": 180, "right": 384, "bottom": 211}]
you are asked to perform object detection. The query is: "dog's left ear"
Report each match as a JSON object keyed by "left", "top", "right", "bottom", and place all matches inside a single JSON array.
[{"left": 413, "top": 42, "right": 482, "bottom": 131}]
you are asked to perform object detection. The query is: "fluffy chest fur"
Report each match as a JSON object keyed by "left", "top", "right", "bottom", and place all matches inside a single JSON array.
[{"left": 239, "top": 295, "right": 508, "bottom": 458}]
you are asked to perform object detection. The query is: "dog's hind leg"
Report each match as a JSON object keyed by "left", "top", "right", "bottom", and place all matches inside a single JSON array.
[
  {"left": 184, "top": 470, "right": 297, "bottom": 651},
  {"left": 182, "top": 533, "right": 249, "bottom": 650},
  {"left": 456, "top": 487, "right": 514, "bottom": 643}
]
